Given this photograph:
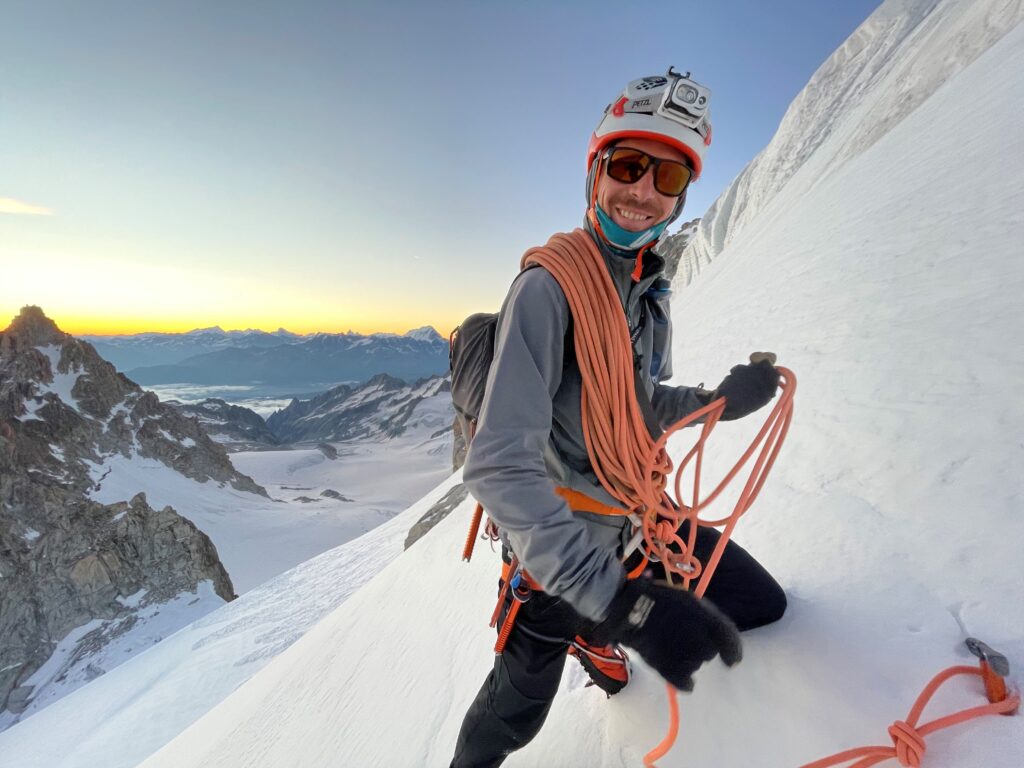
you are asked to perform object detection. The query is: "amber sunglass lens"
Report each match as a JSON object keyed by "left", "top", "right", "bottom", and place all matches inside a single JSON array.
[
  {"left": 607, "top": 150, "right": 649, "bottom": 183},
  {"left": 655, "top": 163, "right": 691, "bottom": 196}
]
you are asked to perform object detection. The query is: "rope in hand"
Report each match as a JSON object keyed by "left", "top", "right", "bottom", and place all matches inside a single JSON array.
[{"left": 636, "top": 366, "right": 795, "bottom": 767}]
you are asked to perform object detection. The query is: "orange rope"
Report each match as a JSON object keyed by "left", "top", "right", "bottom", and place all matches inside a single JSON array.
[
  {"left": 798, "top": 665, "right": 1019, "bottom": 768},
  {"left": 640, "top": 368, "right": 796, "bottom": 767},
  {"left": 462, "top": 502, "right": 484, "bottom": 561},
  {"left": 521, "top": 230, "right": 673, "bottom": 516},
  {"left": 521, "top": 229, "right": 798, "bottom": 765}
]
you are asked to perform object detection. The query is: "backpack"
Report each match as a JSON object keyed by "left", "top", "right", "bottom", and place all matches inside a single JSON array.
[
  {"left": 448, "top": 312, "right": 498, "bottom": 448},
  {"left": 448, "top": 278, "right": 663, "bottom": 468}
]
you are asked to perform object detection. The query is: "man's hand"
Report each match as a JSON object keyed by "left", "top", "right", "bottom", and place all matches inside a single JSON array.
[
  {"left": 712, "top": 352, "right": 780, "bottom": 421},
  {"left": 590, "top": 578, "right": 742, "bottom": 691}
]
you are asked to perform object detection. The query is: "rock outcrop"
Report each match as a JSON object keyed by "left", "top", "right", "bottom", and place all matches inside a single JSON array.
[
  {"left": 0, "top": 306, "right": 258, "bottom": 719},
  {"left": 404, "top": 484, "right": 468, "bottom": 550},
  {"left": 267, "top": 373, "right": 452, "bottom": 444},
  {"left": 169, "top": 398, "right": 280, "bottom": 451},
  {"left": 654, "top": 217, "right": 700, "bottom": 282}
]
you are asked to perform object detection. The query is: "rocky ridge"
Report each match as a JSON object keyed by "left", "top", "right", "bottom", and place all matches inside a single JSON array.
[
  {"left": 0, "top": 306, "right": 265, "bottom": 723},
  {"left": 267, "top": 373, "right": 452, "bottom": 444},
  {"left": 655, "top": 217, "right": 700, "bottom": 282},
  {"left": 169, "top": 398, "right": 280, "bottom": 451}
]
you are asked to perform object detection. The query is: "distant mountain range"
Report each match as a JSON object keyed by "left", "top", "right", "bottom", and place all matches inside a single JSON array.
[
  {"left": 266, "top": 373, "right": 451, "bottom": 444},
  {"left": 1, "top": 307, "right": 455, "bottom": 730},
  {"left": 167, "top": 373, "right": 453, "bottom": 455},
  {"left": 81, "top": 326, "right": 449, "bottom": 389}
]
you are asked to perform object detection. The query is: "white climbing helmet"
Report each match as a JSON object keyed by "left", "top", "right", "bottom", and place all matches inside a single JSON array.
[{"left": 587, "top": 67, "right": 713, "bottom": 180}]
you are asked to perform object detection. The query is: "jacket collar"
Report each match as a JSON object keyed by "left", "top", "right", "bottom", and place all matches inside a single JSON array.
[{"left": 583, "top": 217, "right": 666, "bottom": 298}]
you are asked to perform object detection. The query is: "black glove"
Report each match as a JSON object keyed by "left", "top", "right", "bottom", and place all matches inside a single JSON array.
[
  {"left": 712, "top": 352, "right": 780, "bottom": 421},
  {"left": 590, "top": 578, "right": 742, "bottom": 691}
]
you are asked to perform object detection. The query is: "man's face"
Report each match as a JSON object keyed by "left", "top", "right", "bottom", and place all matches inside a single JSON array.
[{"left": 595, "top": 138, "right": 688, "bottom": 232}]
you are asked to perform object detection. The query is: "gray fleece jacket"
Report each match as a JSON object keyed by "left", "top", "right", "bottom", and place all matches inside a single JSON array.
[{"left": 462, "top": 224, "right": 707, "bottom": 621}]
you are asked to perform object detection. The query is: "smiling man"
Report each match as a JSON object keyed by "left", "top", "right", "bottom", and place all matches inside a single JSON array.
[{"left": 450, "top": 70, "right": 787, "bottom": 767}]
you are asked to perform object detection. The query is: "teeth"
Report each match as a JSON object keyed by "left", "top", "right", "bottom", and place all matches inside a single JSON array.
[{"left": 617, "top": 208, "right": 650, "bottom": 221}]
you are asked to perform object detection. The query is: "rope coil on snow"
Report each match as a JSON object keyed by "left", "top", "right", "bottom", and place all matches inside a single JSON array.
[{"left": 799, "top": 665, "right": 1019, "bottom": 768}]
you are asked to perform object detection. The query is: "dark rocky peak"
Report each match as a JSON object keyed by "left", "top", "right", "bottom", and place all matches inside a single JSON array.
[
  {"left": 411, "top": 374, "right": 451, "bottom": 394},
  {"left": 0, "top": 308, "right": 266, "bottom": 497},
  {"left": 656, "top": 217, "right": 702, "bottom": 282},
  {"left": 2, "top": 307, "right": 144, "bottom": 422},
  {"left": 365, "top": 372, "right": 407, "bottom": 390},
  {"left": 168, "top": 398, "right": 278, "bottom": 450},
  {"left": 266, "top": 370, "right": 453, "bottom": 444},
  {"left": 2, "top": 306, "right": 68, "bottom": 348}
]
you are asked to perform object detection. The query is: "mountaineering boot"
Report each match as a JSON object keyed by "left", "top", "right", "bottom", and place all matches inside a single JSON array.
[{"left": 568, "top": 636, "right": 631, "bottom": 696}]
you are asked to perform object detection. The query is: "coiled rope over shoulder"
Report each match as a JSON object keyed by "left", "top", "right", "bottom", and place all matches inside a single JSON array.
[{"left": 521, "top": 229, "right": 673, "bottom": 515}]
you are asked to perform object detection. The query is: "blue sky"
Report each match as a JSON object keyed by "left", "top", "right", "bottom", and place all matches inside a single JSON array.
[{"left": 0, "top": 0, "right": 882, "bottom": 334}]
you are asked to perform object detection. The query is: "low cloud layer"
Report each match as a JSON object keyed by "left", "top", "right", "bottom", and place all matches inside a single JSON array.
[{"left": 0, "top": 197, "right": 54, "bottom": 215}]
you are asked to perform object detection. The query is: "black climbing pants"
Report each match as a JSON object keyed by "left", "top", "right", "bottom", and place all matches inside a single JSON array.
[{"left": 449, "top": 525, "right": 787, "bottom": 768}]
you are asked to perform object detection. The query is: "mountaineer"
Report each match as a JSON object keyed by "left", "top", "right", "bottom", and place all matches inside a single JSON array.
[{"left": 450, "top": 69, "right": 787, "bottom": 767}]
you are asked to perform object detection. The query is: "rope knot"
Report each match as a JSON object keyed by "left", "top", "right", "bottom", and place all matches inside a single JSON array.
[
  {"left": 654, "top": 520, "right": 674, "bottom": 542},
  {"left": 888, "top": 720, "right": 926, "bottom": 767}
]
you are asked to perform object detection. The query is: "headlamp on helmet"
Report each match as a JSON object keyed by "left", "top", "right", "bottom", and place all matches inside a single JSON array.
[{"left": 661, "top": 69, "right": 711, "bottom": 138}]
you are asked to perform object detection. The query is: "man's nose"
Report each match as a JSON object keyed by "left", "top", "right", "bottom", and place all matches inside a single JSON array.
[{"left": 629, "top": 167, "right": 658, "bottom": 200}]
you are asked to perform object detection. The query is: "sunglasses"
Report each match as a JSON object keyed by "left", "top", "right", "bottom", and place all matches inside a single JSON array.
[{"left": 603, "top": 147, "right": 693, "bottom": 197}]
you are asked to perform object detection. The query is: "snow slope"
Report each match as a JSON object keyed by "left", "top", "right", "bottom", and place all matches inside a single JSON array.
[
  {"left": 4, "top": 1, "right": 1022, "bottom": 766},
  {"left": 678, "top": 0, "right": 1024, "bottom": 284},
  {"left": 86, "top": 391, "right": 452, "bottom": 594},
  {"left": 0, "top": 473, "right": 464, "bottom": 768},
  {"left": 135, "top": 7, "right": 1023, "bottom": 768},
  {"left": 86, "top": 453, "right": 381, "bottom": 594}
]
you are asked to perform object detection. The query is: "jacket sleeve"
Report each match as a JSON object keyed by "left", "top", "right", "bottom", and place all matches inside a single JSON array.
[
  {"left": 462, "top": 267, "right": 625, "bottom": 621},
  {"left": 647, "top": 302, "right": 710, "bottom": 430},
  {"left": 650, "top": 382, "right": 709, "bottom": 430}
]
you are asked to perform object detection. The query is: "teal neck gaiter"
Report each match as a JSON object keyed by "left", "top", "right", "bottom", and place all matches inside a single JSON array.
[{"left": 594, "top": 203, "right": 669, "bottom": 252}]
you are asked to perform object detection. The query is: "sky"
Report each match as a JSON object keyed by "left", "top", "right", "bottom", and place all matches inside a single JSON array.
[{"left": 0, "top": 0, "right": 882, "bottom": 336}]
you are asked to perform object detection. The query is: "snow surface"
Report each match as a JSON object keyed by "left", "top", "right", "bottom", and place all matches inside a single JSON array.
[
  {"left": 0, "top": 473, "right": 464, "bottom": 768},
  {"left": 680, "top": 0, "right": 1024, "bottom": 284},
  {"left": 3, "top": 1, "right": 1022, "bottom": 766},
  {"left": 85, "top": 423, "right": 449, "bottom": 595},
  {"left": 34, "top": 345, "right": 83, "bottom": 410},
  {"left": 0, "top": 583, "right": 223, "bottom": 733},
  {"left": 20, "top": 344, "right": 84, "bottom": 420}
]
